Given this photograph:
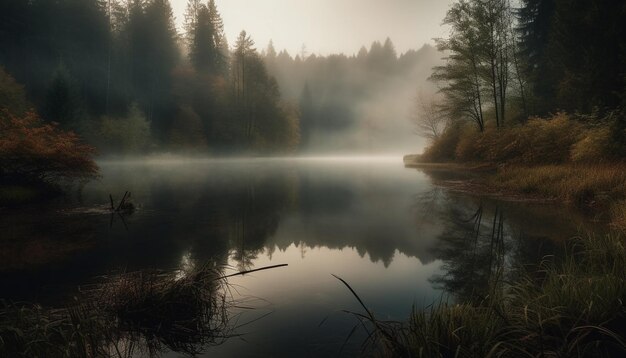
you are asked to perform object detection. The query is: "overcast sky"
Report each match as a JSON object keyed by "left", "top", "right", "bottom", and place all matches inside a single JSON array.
[{"left": 170, "top": 0, "right": 453, "bottom": 56}]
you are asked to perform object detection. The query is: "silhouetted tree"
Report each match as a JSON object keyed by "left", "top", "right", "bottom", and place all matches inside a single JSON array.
[
  {"left": 189, "top": 5, "right": 217, "bottom": 74},
  {"left": 44, "top": 64, "right": 82, "bottom": 129}
]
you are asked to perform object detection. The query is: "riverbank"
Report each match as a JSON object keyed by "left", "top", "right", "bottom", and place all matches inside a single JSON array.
[
  {"left": 359, "top": 233, "right": 626, "bottom": 357},
  {"left": 404, "top": 155, "right": 626, "bottom": 230}
]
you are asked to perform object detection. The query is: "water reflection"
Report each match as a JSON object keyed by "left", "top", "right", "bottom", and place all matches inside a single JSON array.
[
  {"left": 1, "top": 261, "right": 232, "bottom": 357},
  {"left": 410, "top": 167, "right": 592, "bottom": 303},
  {"left": 0, "top": 158, "right": 601, "bottom": 357}
]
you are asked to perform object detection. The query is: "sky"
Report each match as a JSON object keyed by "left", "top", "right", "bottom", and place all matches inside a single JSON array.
[{"left": 170, "top": 0, "right": 453, "bottom": 56}]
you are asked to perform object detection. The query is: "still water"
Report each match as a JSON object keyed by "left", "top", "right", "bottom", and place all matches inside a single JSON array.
[{"left": 0, "top": 157, "right": 594, "bottom": 357}]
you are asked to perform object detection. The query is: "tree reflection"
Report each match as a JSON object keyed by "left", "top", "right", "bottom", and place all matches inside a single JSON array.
[
  {"left": 220, "top": 176, "right": 294, "bottom": 271},
  {"left": 421, "top": 192, "right": 563, "bottom": 302}
]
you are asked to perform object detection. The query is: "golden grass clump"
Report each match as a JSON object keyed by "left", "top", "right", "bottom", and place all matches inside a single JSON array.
[{"left": 491, "top": 164, "right": 626, "bottom": 208}]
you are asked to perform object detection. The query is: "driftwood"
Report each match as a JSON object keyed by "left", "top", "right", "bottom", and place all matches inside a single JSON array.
[
  {"left": 109, "top": 191, "right": 134, "bottom": 213},
  {"left": 109, "top": 191, "right": 134, "bottom": 231}
]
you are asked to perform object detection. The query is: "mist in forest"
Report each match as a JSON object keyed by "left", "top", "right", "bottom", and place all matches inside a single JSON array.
[
  {"left": 263, "top": 41, "right": 442, "bottom": 154},
  {"left": 0, "top": 0, "right": 447, "bottom": 157}
]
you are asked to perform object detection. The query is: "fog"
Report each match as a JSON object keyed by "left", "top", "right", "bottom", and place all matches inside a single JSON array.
[
  {"left": 1, "top": 0, "right": 446, "bottom": 157},
  {"left": 263, "top": 42, "right": 443, "bottom": 155}
]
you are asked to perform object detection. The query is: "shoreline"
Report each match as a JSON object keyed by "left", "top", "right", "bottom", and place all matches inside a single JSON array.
[{"left": 403, "top": 154, "right": 626, "bottom": 229}]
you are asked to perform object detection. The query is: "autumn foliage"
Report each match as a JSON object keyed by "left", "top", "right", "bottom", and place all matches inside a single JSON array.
[{"left": 0, "top": 110, "right": 99, "bottom": 185}]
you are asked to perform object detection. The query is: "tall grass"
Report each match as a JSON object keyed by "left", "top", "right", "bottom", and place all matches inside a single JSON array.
[
  {"left": 339, "top": 234, "right": 626, "bottom": 357},
  {"left": 0, "top": 264, "right": 230, "bottom": 357},
  {"left": 490, "top": 164, "right": 626, "bottom": 207}
]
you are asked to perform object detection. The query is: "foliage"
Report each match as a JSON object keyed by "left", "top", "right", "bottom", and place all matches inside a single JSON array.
[
  {"left": 188, "top": 4, "right": 218, "bottom": 74},
  {"left": 431, "top": 0, "right": 521, "bottom": 131},
  {"left": 169, "top": 105, "right": 209, "bottom": 150},
  {"left": 0, "top": 0, "right": 300, "bottom": 154},
  {"left": 422, "top": 0, "right": 626, "bottom": 166},
  {"left": 570, "top": 126, "right": 613, "bottom": 163},
  {"left": 420, "top": 122, "right": 466, "bottom": 163},
  {"left": 186, "top": 0, "right": 227, "bottom": 76},
  {"left": 519, "top": 0, "right": 626, "bottom": 115},
  {"left": 0, "top": 110, "right": 98, "bottom": 185},
  {"left": 421, "top": 112, "right": 626, "bottom": 165},
  {"left": 0, "top": 66, "right": 30, "bottom": 116},
  {"left": 97, "top": 104, "right": 152, "bottom": 154},
  {"left": 228, "top": 31, "right": 300, "bottom": 152}
]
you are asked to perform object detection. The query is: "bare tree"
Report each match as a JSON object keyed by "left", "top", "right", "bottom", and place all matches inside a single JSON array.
[{"left": 411, "top": 92, "right": 448, "bottom": 141}]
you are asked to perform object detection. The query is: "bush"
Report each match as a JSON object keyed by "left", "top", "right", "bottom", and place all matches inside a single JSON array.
[
  {"left": 422, "top": 113, "right": 595, "bottom": 165},
  {"left": 85, "top": 103, "right": 152, "bottom": 154},
  {"left": 421, "top": 123, "right": 465, "bottom": 162},
  {"left": 454, "top": 126, "right": 482, "bottom": 162},
  {"left": 571, "top": 126, "right": 613, "bottom": 162},
  {"left": 0, "top": 110, "right": 99, "bottom": 185}
]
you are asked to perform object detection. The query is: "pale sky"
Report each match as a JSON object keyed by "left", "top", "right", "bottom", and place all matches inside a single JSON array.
[{"left": 170, "top": 0, "right": 453, "bottom": 56}]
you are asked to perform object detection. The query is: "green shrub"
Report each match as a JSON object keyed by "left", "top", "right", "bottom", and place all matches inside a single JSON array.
[{"left": 84, "top": 103, "right": 152, "bottom": 154}]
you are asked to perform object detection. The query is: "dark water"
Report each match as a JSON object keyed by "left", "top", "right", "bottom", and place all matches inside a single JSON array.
[{"left": 0, "top": 157, "right": 596, "bottom": 357}]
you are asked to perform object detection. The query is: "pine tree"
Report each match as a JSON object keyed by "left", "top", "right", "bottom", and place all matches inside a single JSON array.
[
  {"left": 207, "top": 0, "right": 228, "bottom": 76},
  {"left": 189, "top": 4, "right": 217, "bottom": 74},
  {"left": 183, "top": 0, "right": 203, "bottom": 46}
]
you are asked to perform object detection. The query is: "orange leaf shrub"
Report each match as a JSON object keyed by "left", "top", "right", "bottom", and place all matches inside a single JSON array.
[{"left": 0, "top": 110, "right": 99, "bottom": 184}]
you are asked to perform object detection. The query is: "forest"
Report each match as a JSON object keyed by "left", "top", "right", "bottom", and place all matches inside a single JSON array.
[
  {"left": 416, "top": 0, "right": 626, "bottom": 163},
  {"left": 264, "top": 40, "right": 439, "bottom": 152},
  {"left": 1, "top": 0, "right": 626, "bottom": 357},
  {"left": 0, "top": 0, "right": 299, "bottom": 158},
  {"left": 0, "top": 0, "right": 441, "bottom": 191}
]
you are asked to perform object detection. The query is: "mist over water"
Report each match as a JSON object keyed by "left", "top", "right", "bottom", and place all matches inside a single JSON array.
[
  {"left": 0, "top": 157, "right": 597, "bottom": 356},
  {"left": 2, "top": 0, "right": 624, "bottom": 356}
]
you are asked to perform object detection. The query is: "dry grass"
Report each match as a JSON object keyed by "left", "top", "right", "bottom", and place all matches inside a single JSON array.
[
  {"left": 489, "top": 164, "right": 626, "bottom": 208},
  {"left": 342, "top": 234, "right": 626, "bottom": 357},
  {"left": 489, "top": 164, "right": 626, "bottom": 229},
  {"left": 0, "top": 264, "right": 230, "bottom": 358},
  {"left": 612, "top": 200, "right": 626, "bottom": 230}
]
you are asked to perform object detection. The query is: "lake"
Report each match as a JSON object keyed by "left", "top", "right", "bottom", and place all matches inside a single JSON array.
[{"left": 0, "top": 156, "right": 596, "bottom": 357}]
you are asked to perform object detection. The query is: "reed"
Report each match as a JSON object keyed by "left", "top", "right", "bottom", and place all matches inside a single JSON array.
[
  {"left": 0, "top": 264, "right": 230, "bottom": 357},
  {"left": 338, "top": 233, "right": 626, "bottom": 357}
]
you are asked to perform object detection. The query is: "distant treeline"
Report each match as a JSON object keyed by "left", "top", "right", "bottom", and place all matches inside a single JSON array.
[
  {"left": 0, "top": 0, "right": 298, "bottom": 154},
  {"left": 263, "top": 41, "right": 441, "bottom": 150},
  {"left": 418, "top": 0, "right": 626, "bottom": 163}
]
